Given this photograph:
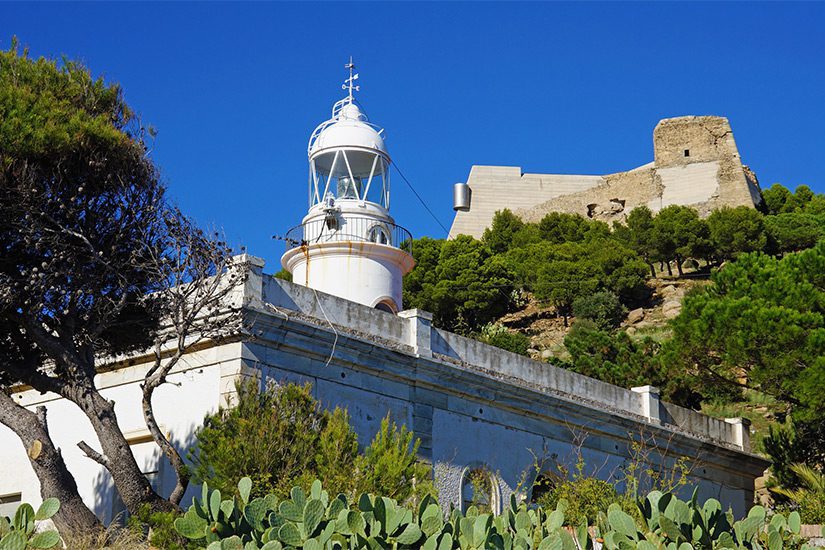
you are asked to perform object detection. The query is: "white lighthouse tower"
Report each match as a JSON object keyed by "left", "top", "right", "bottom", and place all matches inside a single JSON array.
[{"left": 281, "top": 60, "right": 415, "bottom": 313}]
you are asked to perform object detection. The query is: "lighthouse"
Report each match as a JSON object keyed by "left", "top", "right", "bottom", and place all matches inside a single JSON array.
[{"left": 281, "top": 60, "right": 415, "bottom": 313}]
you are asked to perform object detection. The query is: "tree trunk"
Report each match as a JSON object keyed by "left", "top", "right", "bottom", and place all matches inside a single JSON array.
[
  {"left": 143, "top": 385, "right": 189, "bottom": 506},
  {"left": 665, "top": 261, "right": 673, "bottom": 277},
  {"left": 648, "top": 262, "right": 656, "bottom": 279},
  {"left": 675, "top": 255, "right": 684, "bottom": 277},
  {"left": 0, "top": 392, "right": 101, "bottom": 534},
  {"left": 69, "top": 381, "right": 176, "bottom": 515}
]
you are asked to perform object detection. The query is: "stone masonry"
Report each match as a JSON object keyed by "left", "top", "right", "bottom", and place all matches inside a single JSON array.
[{"left": 450, "top": 116, "right": 763, "bottom": 238}]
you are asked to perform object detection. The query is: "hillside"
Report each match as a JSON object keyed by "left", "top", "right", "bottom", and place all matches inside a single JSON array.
[
  {"left": 499, "top": 275, "right": 705, "bottom": 362},
  {"left": 404, "top": 184, "right": 825, "bottom": 519}
]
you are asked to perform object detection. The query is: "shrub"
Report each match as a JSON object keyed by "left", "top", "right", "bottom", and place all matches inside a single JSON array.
[
  {"left": 572, "top": 291, "right": 626, "bottom": 330},
  {"left": 535, "top": 474, "right": 620, "bottom": 527},
  {"left": 190, "top": 380, "right": 433, "bottom": 506},
  {"left": 173, "top": 476, "right": 818, "bottom": 549},
  {"left": 478, "top": 323, "right": 531, "bottom": 356}
]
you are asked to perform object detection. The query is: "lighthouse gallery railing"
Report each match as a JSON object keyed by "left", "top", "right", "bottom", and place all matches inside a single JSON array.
[{"left": 283, "top": 215, "right": 413, "bottom": 255}]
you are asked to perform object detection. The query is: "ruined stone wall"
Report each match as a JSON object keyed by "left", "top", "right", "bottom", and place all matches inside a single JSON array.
[
  {"left": 508, "top": 116, "right": 762, "bottom": 226},
  {"left": 518, "top": 164, "right": 658, "bottom": 224}
]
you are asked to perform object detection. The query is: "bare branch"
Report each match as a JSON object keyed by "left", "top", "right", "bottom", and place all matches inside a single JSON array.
[{"left": 77, "top": 441, "right": 110, "bottom": 468}]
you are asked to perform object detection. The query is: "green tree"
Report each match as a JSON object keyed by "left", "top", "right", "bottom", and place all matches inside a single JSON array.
[
  {"left": 191, "top": 381, "right": 434, "bottom": 505},
  {"left": 482, "top": 209, "right": 525, "bottom": 254},
  {"left": 761, "top": 184, "right": 793, "bottom": 215},
  {"left": 652, "top": 205, "right": 711, "bottom": 276},
  {"left": 535, "top": 254, "right": 600, "bottom": 326},
  {"left": 402, "top": 237, "right": 444, "bottom": 310},
  {"left": 428, "top": 236, "right": 516, "bottom": 333},
  {"left": 0, "top": 41, "right": 240, "bottom": 526},
  {"left": 563, "top": 323, "right": 661, "bottom": 389},
  {"left": 537, "top": 212, "right": 590, "bottom": 244},
  {"left": 587, "top": 239, "right": 649, "bottom": 303},
  {"left": 355, "top": 417, "right": 435, "bottom": 506},
  {"left": 706, "top": 206, "right": 767, "bottom": 261},
  {"left": 765, "top": 212, "right": 824, "bottom": 254},
  {"left": 624, "top": 206, "right": 658, "bottom": 278},
  {"left": 572, "top": 291, "right": 626, "bottom": 330},
  {"left": 669, "top": 243, "right": 825, "bottom": 423}
]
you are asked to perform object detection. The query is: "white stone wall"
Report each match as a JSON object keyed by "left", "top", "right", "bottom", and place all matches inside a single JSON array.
[
  {"left": 0, "top": 269, "right": 767, "bottom": 522},
  {"left": 0, "top": 344, "right": 241, "bottom": 522}
]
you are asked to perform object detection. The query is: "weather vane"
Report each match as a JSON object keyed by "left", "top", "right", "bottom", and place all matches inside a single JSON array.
[{"left": 342, "top": 56, "right": 360, "bottom": 102}]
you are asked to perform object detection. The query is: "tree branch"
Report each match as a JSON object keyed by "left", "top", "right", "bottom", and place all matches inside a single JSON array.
[{"left": 77, "top": 440, "right": 110, "bottom": 468}]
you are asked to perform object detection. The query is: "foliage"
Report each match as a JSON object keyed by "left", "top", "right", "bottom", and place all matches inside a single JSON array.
[
  {"left": 191, "top": 381, "right": 346, "bottom": 501},
  {"left": 477, "top": 323, "right": 531, "bottom": 356},
  {"left": 772, "top": 464, "right": 825, "bottom": 524},
  {"left": 707, "top": 206, "right": 768, "bottom": 261},
  {"left": 762, "top": 184, "right": 817, "bottom": 215},
  {"left": 173, "top": 477, "right": 818, "bottom": 550},
  {"left": 482, "top": 209, "right": 525, "bottom": 255},
  {"left": 621, "top": 206, "right": 658, "bottom": 278},
  {"left": 651, "top": 205, "right": 711, "bottom": 276},
  {"left": 0, "top": 41, "right": 242, "bottom": 521},
  {"left": 273, "top": 268, "right": 293, "bottom": 282},
  {"left": 356, "top": 417, "right": 436, "bottom": 507},
  {"left": 765, "top": 212, "right": 824, "bottom": 254},
  {"left": 128, "top": 505, "right": 196, "bottom": 550},
  {"left": 533, "top": 458, "right": 623, "bottom": 528},
  {"left": 0, "top": 498, "right": 61, "bottom": 549},
  {"left": 404, "top": 235, "right": 515, "bottom": 333},
  {"left": 190, "top": 381, "right": 433, "bottom": 506},
  {"left": 762, "top": 420, "right": 825, "bottom": 504},
  {"left": 669, "top": 243, "right": 825, "bottom": 423},
  {"left": 572, "top": 291, "right": 626, "bottom": 330}
]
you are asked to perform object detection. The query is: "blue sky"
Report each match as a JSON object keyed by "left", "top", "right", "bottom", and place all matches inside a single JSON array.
[{"left": 3, "top": 2, "right": 824, "bottom": 270}]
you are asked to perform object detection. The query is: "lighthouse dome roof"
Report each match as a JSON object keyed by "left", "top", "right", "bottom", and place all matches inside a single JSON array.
[{"left": 308, "top": 100, "right": 387, "bottom": 157}]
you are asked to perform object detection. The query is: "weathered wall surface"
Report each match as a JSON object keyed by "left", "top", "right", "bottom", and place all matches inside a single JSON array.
[
  {"left": 449, "top": 166, "right": 603, "bottom": 238},
  {"left": 451, "top": 116, "right": 763, "bottom": 236},
  {"left": 0, "top": 264, "right": 769, "bottom": 521},
  {"left": 0, "top": 344, "right": 240, "bottom": 523},
  {"left": 518, "top": 164, "right": 658, "bottom": 223},
  {"left": 250, "top": 273, "right": 768, "bottom": 516}
]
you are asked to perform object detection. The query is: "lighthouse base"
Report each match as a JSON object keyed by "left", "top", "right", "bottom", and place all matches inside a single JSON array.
[{"left": 281, "top": 241, "right": 415, "bottom": 313}]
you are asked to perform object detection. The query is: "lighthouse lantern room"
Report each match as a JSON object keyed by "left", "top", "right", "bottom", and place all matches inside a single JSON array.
[{"left": 281, "top": 60, "right": 415, "bottom": 313}]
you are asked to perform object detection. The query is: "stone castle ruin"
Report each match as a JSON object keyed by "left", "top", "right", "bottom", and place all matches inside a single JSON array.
[{"left": 450, "top": 116, "right": 763, "bottom": 238}]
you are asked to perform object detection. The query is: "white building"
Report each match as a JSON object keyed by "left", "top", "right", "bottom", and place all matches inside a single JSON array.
[
  {"left": 0, "top": 65, "right": 768, "bottom": 523},
  {"left": 281, "top": 59, "right": 414, "bottom": 313}
]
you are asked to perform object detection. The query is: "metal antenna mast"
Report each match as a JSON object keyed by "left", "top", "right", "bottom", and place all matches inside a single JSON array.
[{"left": 342, "top": 56, "right": 359, "bottom": 102}]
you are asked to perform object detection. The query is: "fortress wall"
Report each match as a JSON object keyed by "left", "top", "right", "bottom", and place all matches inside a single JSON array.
[
  {"left": 450, "top": 116, "right": 762, "bottom": 233},
  {"left": 449, "top": 166, "right": 603, "bottom": 238},
  {"left": 517, "top": 164, "right": 658, "bottom": 223}
]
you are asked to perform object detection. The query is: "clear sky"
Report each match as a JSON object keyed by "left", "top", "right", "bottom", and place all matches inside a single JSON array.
[{"left": 3, "top": 2, "right": 824, "bottom": 270}]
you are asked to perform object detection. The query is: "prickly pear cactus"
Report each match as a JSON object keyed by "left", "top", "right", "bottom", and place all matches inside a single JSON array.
[
  {"left": 174, "top": 478, "right": 815, "bottom": 550},
  {"left": 0, "top": 498, "right": 62, "bottom": 549}
]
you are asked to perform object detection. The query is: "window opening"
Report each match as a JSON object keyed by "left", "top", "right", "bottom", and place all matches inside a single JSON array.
[
  {"left": 529, "top": 473, "right": 558, "bottom": 505},
  {"left": 368, "top": 225, "right": 390, "bottom": 245},
  {"left": 461, "top": 467, "right": 496, "bottom": 514},
  {"left": 0, "top": 493, "right": 22, "bottom": 518}
]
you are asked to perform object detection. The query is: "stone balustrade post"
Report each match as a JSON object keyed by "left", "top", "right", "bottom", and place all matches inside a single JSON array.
[
  {"left": 398, "top": 309, "right": 433, "bottom": 358},
  {"left": 631, "top": 385, "right": 661, "bottom": 424},
  {"left": 725, "top": 417, "right": 751, "bottom": 452}
]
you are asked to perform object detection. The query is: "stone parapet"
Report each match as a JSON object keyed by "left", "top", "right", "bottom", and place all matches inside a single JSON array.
[{"left": 261, "top": 273, "right": 760, "bottom": 455}]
